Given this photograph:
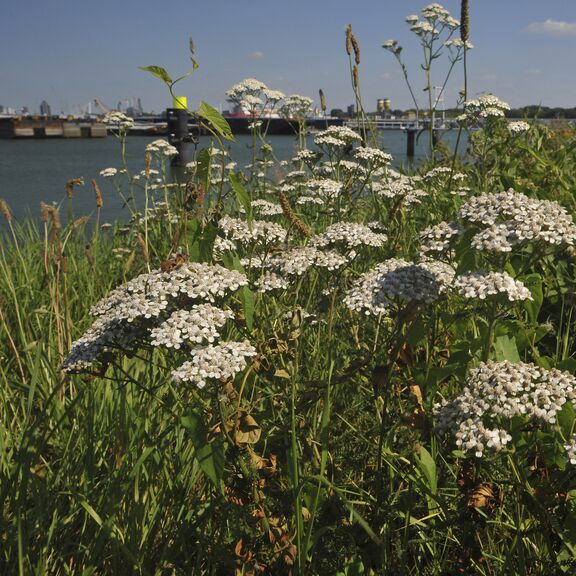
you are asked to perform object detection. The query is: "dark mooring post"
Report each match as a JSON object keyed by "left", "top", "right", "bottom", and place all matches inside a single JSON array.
[
  {"left": 167, "top": 96, "right": 193, "bottom": 167},
  {"left": 406, "top": 127, "right": 417, "bottom": 158}
]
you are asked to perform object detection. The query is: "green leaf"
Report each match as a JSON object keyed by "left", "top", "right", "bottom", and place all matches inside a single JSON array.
[
  {"left": 221, "top": 253, "right": 255, "bottom": 331},
  {"left": 416, "top": 446, "right": 437, "bottom": 495},
  {"left": 139, "top": 65, "right": 173, "bottom": 85},
  {"left": 195, "top": 148, "right": 212, "bottom": 191},
  {"left": 521, "top": 273, "right": 543, "bottom": 324},
  {"left": 196, "top": 101, "right": 235, "bottom": 141},
  {"left": 229, "top": 172, "right": 252, "bottom": 220},
  {"left": 181, "top": 413, "right": 225, "bottom": 492},
  {"left": 494, "top": 334, "right": 521, "bottom": 362},
  {"left": 188, "top": 219, "right": 218, "bottom": 263}
]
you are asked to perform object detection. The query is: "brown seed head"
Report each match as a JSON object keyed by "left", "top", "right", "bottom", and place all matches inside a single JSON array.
[
  {"left": 279, "top": 190, "right": 310, "bottom": 238},
  {"left": 350, "top": 33, "right": 361, "bottom": 65},
  {"left": 65, "top": 177, "right": 84, "bottom": 200},
  {"left": 0, "top": 199, "right": 12, "bottom": 223},
  {"left": 145, "top": 151, "right": 152, "bottom": 179},
  {"left": 40, "top": 201, "right": 49, "bottom": 223},
  {"left": 136, "top": 233, "right": 149, "bottom": 263},
  {"left": 345, "top": 24, "right": 353, "bottom": 55},
  {"left": 48, "top": 206, "right": 61, "bottom": 230},
  {"left": 353, "top": 65, "right": 359, "bottom": 88},
  {"left": 92, "top": 179, "right": 103, "bottom": 208},
  {"left": 460, "top": 0, "right": 469, "bottom": 42}
]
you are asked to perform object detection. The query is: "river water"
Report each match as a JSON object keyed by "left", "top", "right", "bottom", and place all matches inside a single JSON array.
[{"left": 0, "top": 130, "right": 466, "bottom": 225}]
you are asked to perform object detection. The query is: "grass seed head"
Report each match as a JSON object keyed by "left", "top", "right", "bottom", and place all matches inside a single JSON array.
[
  {"left": 92, "top": 179, "right": 103, "bottom": 208},
  {"left": 345, "top": 24, "right": 353, "bottom": 55},
  {"left": 460, "top": 0, "right": 469, "bottom": 42},
  {"left": 0, "top": 199, "right": 12, "bottom": 223}
]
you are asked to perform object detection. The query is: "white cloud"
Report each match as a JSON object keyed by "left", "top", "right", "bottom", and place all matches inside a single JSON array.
[
  {"left": 249, "top": 51, "right": 264, "bottom": 59},
  {"left": 525, "top": 19, "right": 576, "bottom": 36},
  {"left": 382, "top": 72, "right": 393, "bottom": 80},
  {"left": 525, "top": 68, "right": 543, "bottom": 76}
]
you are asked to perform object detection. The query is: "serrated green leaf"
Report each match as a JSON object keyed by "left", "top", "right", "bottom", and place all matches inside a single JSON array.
[
  {"left": 139, "top": 65, "right": 173, "bottom": 85},
  {"left": 196, "top": 101, "right": 235, "bottom": 141},
  {"left": 181, "top": 413, "right": 225, "bottom": 492},
  {"left": 229, "top": 172, "right": 252, "bottom": 220},
  {"left": 494, "top": 334, "right": 520, "bottom": 362}
]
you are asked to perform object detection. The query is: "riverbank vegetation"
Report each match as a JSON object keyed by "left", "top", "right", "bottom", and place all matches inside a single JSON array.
[{"left": 3, "top": 3, "right": 576, "bottom": 575}]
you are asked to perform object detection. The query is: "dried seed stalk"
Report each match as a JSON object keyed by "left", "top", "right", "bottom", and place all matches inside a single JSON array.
[
  {"left": 350, "top": 33, "right": 361, "bottom": 65},
  {"left": 0, "top": 199, "right": 12, "bottom": 223},
  {"left": 278, "top": 190, "right": 310, "bottom": 238},
  {"left": 136, "top": 233, "right": 150, "bottom": 263},
  {"left": 92, "top": 179, "right": 103, "bottom": 208},
  {"left": 65, "top": 177, "right": 83, "bottom": 200},
  {"left": 40, "top": 201, "right": 49, "bottom": 223},
  {"left": 460, "top": 0, "right": 469, "bottom": 42},
  {"left": 345, "top": 24, "right": 352, "bottom": 55}
]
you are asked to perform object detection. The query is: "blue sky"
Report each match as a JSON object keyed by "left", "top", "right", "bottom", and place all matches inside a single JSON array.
[{"left": 1, "top": 0, "right": 576, "bottom": 115}]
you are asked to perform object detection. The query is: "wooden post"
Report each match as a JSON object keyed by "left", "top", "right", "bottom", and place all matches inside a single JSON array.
[
  {"left": 406, "top": 128, "right": 417, "bottom": 158},
  {"left": 167, "top": 96, "right": 192, "bottom": 167}
]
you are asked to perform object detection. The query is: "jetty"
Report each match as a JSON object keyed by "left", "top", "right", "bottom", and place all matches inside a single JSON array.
[{"left": 0, "top": 116, "right": 107, "bottom": 139}]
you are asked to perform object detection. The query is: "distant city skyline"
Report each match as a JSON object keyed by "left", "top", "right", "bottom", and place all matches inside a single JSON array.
[{"left": 1, "top": 0, "right": 576, "bottom": 116}]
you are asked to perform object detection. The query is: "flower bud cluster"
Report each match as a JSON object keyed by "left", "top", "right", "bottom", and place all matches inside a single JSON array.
[{"left": 435, "top": 361, "right": 576, "bottom": 458}]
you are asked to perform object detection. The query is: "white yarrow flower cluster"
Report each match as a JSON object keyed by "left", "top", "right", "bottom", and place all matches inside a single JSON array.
[
  {"left": 150, "top": 305, "right": 233, "bottom": 349},
  {"left": 435, "top": 361, "right": 576, "bottom": 458},
  {"left": 311, "top": 222, "right": 387, "bottom": 251},
  {"left": 454, "top": 271, "right": 533, "bottom": 302},
  {"left": 382, "top": 38, "right": 402, "bottom": 55},
  {"left": 248, "top": 199, "right": 283, "bottom": 217},
  {"left": 267, "top": 246, "right": 347, "bottom": 277},
  {"left": 171, "top": 341, "right": 257, "bottom": 389},
  {"left": 508, "top": 121, "right": 531, "bottom": 134},
  {"left": 279, "top": 95, "right": 314, "bottom": 119},
  {"left": 255, "top": 271, "right": 290, "bottom": 293},
  {"left": 314, "top": 126, "right": 362, "bottom": 149},
  {"left": 64, "top": 263, "right": 248, "bottom": 373},
  {"left": 458, "top": 189, "right": 576, "bottom": 252},
  {"left": 146, "top": 139, "right": 178, "bottom": 157},
  {"left": 565, "top": 435, "right": 576, "bottom": 465},
  {"left": 103, "top": 111, "right": 134, "bottom": 130},
  {"left": 99, "top": 167, "right": 118, "bottom": 178},
  {"left": 420, "top": 221, "right": 462, "bottom": 254},
  {"left": 218, "top": 216, "right": 287, "bottom": 247},
  {"left": 345, "top": 258, "right": 455, "bottom": 316},
  {"left": 353, "top": 147, "right": 393, "bottom": 168},
  {"left": 457, "top": 94, "right": 510, "bottom": 125}
]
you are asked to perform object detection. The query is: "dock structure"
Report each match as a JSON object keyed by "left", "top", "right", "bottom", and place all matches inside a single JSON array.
[{"left": 0, "top": 117, "right": 107, "bottom": 139}]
